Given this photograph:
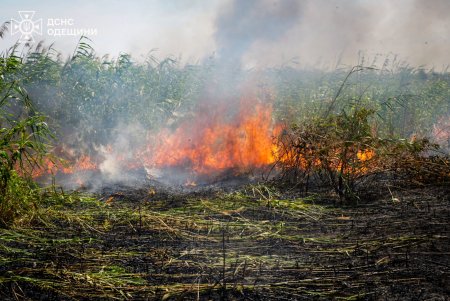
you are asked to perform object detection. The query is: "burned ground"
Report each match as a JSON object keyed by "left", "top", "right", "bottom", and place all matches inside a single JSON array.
[{"left": 0, "top": 180, "right": 448, "bottom": 300}]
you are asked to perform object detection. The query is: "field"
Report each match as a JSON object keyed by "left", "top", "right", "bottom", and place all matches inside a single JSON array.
[
  {"left": 1, "top": 36, "right": 450, "bottom": 300},
  {"left": 0, "top": 179, "right": 449, "bottom": 300}
]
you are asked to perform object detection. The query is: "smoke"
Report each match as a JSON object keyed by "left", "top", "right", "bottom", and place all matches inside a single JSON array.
[
  {"left": 214, "top": 0, "right": 302, "bottom": 63},
  {"left": 2, "top": 0, "right": 449, "bottom": 67},
  {"left": 97, "top": 122, "right": 146, "bottom": 182},
  {"left": 5, "top": 0, "right": 449, "bottom": 191},
  {"left": 212, "top": 0, "right": 450, "bottom": 68}
]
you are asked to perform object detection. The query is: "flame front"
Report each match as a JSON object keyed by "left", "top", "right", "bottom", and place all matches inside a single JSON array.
[
  {"left": 32, "top": 91, "right": 280, "bottom": 183},
  {"left": 31, "top": 90, "right": 385, "bottom": 186},
  {"left": 140, "top": 96, "right": 278, "bottom": 175}
]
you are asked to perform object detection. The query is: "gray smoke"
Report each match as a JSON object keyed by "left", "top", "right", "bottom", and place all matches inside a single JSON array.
[
  {"left": 213, "top": 0, "right": 450, "bottom": 69},
  {"left": 2, "top": 1, "right": 449, "bottom": 68},
  {"left": 214, "top": 0, "right": 302, "bottom": 63}
]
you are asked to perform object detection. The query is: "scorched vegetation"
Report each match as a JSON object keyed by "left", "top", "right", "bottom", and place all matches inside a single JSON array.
[{"left": 0, "top": 35, "right": 449, "bottom": 300}]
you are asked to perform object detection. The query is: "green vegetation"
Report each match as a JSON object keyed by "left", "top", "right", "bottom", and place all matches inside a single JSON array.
[
  {"left": 0, "top": 36, "right": 449, "bottom": 222},
  {"left": 275, "top": 105, "right": 448, "bottom": 202},
  {"left": 0, "top": 32, "right": 449, "bottom": 299},
  {"left": 3, "top": 39, "right": 450, "bottom": 147},
  {"left": 0, "top": 42, "right": 52, "bottom": 226}
]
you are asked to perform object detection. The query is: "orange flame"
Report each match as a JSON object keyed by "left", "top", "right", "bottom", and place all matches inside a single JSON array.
[
  {"left": 140, "top": 96, "right": 278, "bottom": 175},
  {"left": 31, "top": 87, "right": 379, "bottom": 184},
  {"left": 32, "top": 90, "right": 281, "bottom": 181},
  {"left": 31, "top": 152, "right": 98, "bottom": 178},
  {"left": 357, "top": 149, "right": 375, "bottom": 162}
]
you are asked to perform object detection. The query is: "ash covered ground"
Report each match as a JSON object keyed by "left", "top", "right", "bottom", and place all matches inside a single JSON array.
[{"left": 1, "top": 174, "right": 449, "bottom": 300}]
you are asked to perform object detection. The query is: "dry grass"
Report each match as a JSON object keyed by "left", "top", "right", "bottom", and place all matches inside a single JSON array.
[{"left": 0, "top": 183, "right": 448, "bottom": 300}]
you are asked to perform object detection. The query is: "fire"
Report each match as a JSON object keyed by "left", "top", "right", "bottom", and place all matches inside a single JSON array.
[
  {"left": 30, "top": 85, "right": 379, "bottom": 185},
  {"left": 31, "top": 152, "right": 98, "bottom": 178},
  {"left": 357, "top": 149, "right": 375, "bottom": 161},
  {"left": 140, "top": 97, "right": 278, "bottom": 175},
  {"left": 63, "top": 155, "right": 97, "bottom": 173},
  {"left": 32, "top": 89, "right": 281, "bottom": 183}
]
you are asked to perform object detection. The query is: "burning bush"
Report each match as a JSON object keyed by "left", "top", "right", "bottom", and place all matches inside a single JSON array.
[
  {"left": 274, "top": 107, "right": 450, "bottom": 203},
  {"left": 0, "top": 35, "right": 449, "bottom": 193},
  {"left": 275, "top": 107, "right": 379, "bottom": 201}
]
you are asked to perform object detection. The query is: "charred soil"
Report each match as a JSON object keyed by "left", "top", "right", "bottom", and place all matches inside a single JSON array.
[{"left": 0, "top": 181, "right": 449, "bottom": 300}]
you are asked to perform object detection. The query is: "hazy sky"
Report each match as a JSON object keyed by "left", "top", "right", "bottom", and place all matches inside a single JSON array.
[{"left": 1, "top": 0, "right": 449, "bottom": 69}]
